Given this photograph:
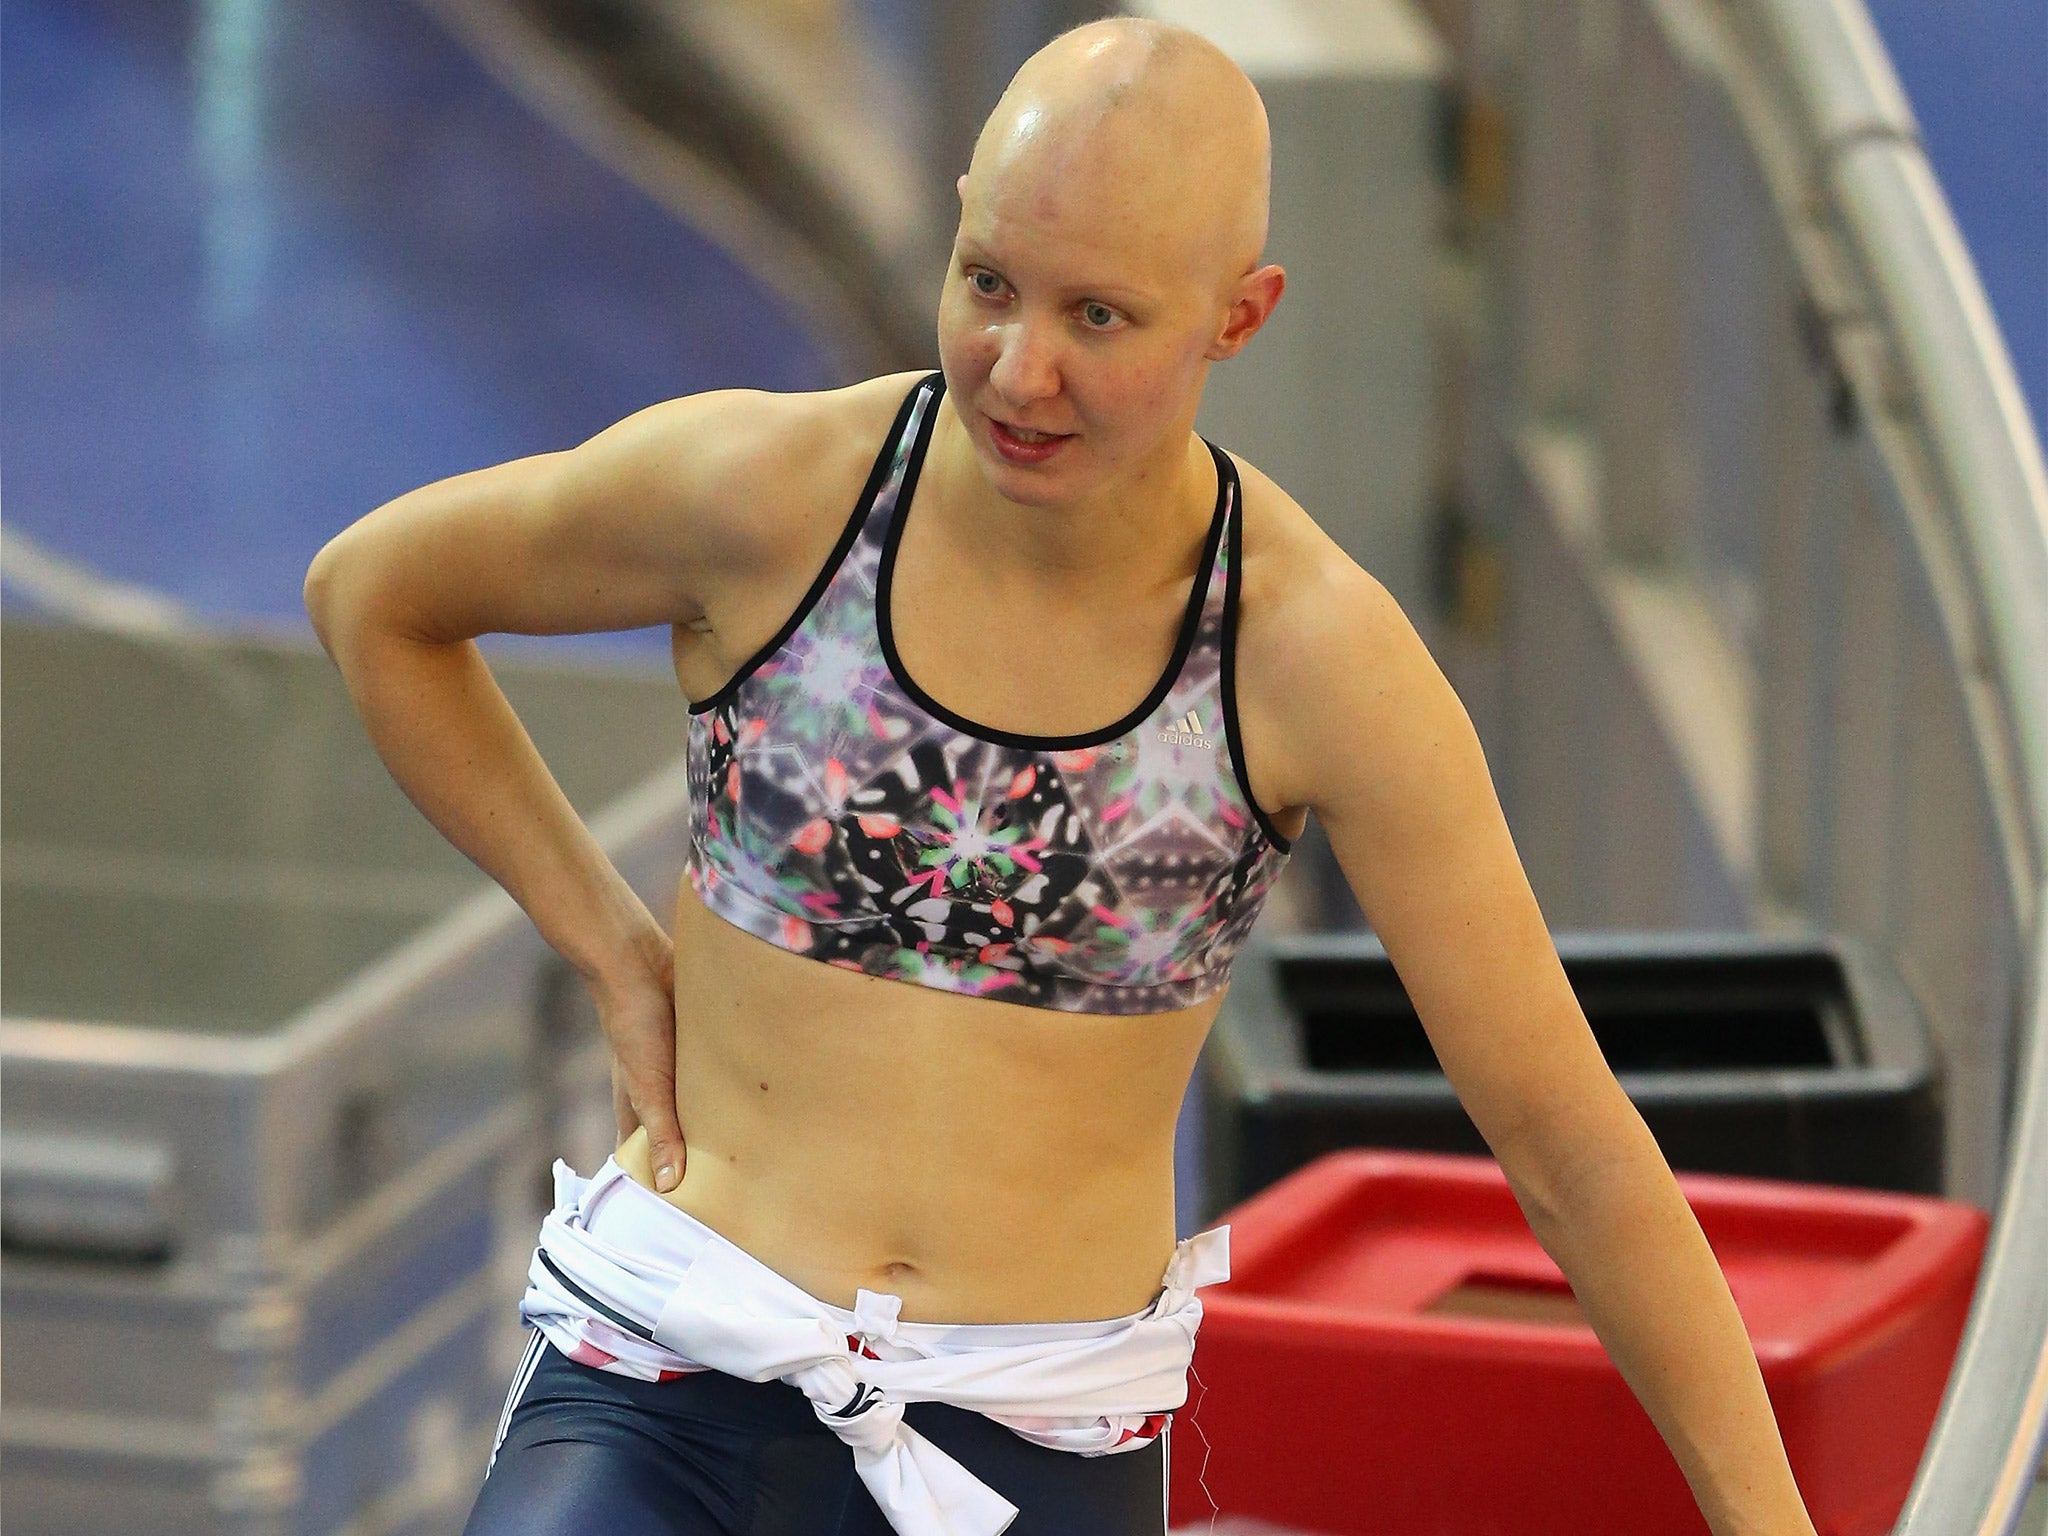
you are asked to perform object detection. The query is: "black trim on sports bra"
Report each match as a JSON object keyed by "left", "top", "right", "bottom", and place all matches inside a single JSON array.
[
  {"left": 688, "top": 373, "right": 938, "bottom": 716},
  {"left": 1217, "top": 449, "right": 1294, "bottom": 853},
  {"left": 875, "top": 381, "right": 1233, "bottom": 753}
]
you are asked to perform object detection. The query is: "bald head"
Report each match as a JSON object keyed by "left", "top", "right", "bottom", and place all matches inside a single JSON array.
[
  {"left": 936, "top": 18, "right": 1284, "bottom": 498},
  {"left": 963, "top": 17, "right": 1271, "bottom": 290}
]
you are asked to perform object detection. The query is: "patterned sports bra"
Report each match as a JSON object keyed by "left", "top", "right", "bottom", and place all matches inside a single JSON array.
[{"left": 683, "top": 373, "right": 1292, "bottom": 1013}]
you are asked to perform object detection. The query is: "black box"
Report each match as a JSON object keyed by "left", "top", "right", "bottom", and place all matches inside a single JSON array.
[{"left": 1201, "top": 930, "right": 1944, "bottom": 1215}]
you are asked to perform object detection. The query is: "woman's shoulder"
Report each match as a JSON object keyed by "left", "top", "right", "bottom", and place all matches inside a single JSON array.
[
  {"left": 592, "top": 372, "right": 930, "bottom": 576},
  {"left": 639, "top": 371, "right": 930, "bottom": 499},
  {"left": 1216, "top": 446, "right": 1377, "bottom": 617},
  {"left": 1218, "top": 445, "right": 1435, "bottom": 822}
]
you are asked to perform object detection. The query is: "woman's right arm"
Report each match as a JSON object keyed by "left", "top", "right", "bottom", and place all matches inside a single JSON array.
[{"left": 303, "top": 388, "right": 800, "bottom": 1191}]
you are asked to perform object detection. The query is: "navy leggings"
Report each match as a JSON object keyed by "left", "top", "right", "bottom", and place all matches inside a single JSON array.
[{"left": 463, "top": 1332, "right": 1171, "bottom": 1536}]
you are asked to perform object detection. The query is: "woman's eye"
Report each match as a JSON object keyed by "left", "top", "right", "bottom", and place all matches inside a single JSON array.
[
  {"left": 970, "top": 270, "right": 1004, "bottom": 296},
  {"left": 1082, "top": 301, "right": 1119, "bottom": 329}
]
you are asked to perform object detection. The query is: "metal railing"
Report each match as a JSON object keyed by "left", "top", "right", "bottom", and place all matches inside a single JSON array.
[
  {"left": 1750, "top": 3, "right": 2048, "bottom": 1524},
  {"left": 1432, "top": 0, "right": 2048, "bottom": 1526}
]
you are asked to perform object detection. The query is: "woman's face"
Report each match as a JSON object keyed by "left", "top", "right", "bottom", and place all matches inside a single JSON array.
[{"left": 935, "top": 165, "right": 1228, "bottom": 509}]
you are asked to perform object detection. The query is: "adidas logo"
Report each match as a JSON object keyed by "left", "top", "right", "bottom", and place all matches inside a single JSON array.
[{"left": 1159, "top": 707, "right": 1215, "bottom": 749}]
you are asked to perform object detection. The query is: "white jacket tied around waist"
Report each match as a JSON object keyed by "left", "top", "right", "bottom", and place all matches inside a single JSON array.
[{"left": 519, "top": 1158, "right": 1231, "bottom": 1536}]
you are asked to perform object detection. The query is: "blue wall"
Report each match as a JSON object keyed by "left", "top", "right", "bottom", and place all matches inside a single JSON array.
[
  {"left": 1867, "top": 0, "right": 2047, "bottom": 429},
  {"left": 1, "top": 0, "right": 836, "bottom": 653}
]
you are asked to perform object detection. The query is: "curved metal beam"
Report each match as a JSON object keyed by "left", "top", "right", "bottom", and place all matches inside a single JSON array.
[{"left": 1736, "top": 2, "right": 2048, "bottom": 1528}]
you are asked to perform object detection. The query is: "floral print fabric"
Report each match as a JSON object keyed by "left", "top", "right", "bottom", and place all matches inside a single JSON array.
[{"left": 684, "top": 374, "right": 1291, "bottom": 1012}]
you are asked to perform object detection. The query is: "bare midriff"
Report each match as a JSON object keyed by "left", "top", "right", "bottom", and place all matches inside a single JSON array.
[{"left": 609, "top": 873, "right": 1222, "bottom": 1326}]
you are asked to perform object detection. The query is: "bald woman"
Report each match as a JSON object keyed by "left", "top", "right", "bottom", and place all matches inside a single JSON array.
[{"left": 308, "top": 18, "right": 1819, "bottom": 1536}]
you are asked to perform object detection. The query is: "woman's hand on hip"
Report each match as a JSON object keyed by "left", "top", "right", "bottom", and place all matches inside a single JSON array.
[{"left": 592, "top": 941, "right": 687, "bottom": 1192}]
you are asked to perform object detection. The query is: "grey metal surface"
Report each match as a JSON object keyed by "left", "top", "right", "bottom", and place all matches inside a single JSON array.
[
  {"left": 1739, "top": 0, "right": 2048, "bottom": 874},
  {"left": 2, "top": 1110, "right": 522, "bottom": 1536},
  {"left": 1896, "top": 895, "right": 2048, "bottom": 1535},
  {"left": 2022, "top": 1464, "right": 2048, "bottom": 1536},
  {"left": 0, "top": 621, "right": 695, "bottom": 1534}
]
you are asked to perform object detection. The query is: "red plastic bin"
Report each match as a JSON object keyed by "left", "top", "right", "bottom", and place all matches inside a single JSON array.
[{"left": 1171, "top": 1150, "right": 1988, "bottom": 1536}]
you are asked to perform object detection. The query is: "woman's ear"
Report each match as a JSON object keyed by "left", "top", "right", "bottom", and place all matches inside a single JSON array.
[{"left": 1207, "top": 264, "right": 1287, "bottom": 361}]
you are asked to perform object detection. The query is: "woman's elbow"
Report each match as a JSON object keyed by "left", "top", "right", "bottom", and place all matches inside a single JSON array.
[
  {"left": 303, "top": 532, "right": 356, "bottom": 649},
  {"left": 303, "top": 521, "right": 393, "bottom": 656}
]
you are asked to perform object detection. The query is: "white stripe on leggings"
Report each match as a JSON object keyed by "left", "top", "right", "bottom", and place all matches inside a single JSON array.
[
  {"left": 487, "top": 1328, "right": 549, "bottom": 1475},
  {"left": 1161, "top": 1415, "right": 1171, "bottom": 1534}
]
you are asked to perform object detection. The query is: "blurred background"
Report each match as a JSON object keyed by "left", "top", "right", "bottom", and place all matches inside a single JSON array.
[{"left": 3, "top": 1, "right": 2044, "bottom": 1533}]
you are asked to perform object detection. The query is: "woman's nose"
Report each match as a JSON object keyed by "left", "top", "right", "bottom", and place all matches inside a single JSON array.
[{"left": 988, "top": 320, "right": 1060, "bottom": 408}]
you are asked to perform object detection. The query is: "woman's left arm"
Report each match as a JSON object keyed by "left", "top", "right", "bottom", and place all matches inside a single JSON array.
[{"left": 1253, "top": 555, "right": 1819, "bottom": 1536}]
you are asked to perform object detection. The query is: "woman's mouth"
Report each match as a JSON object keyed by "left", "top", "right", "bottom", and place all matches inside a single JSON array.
[{"left": 986, "top": 415, "right": 1074, "bottom": 464}]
